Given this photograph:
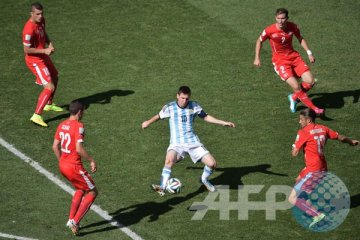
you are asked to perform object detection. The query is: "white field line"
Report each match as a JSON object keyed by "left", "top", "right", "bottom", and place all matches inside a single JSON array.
[
  {"left": 0, "top": 232, "right": 38, "bottom": 240},
  {"left": 0, "top": 137, "right": 143, "bottom": 240}
]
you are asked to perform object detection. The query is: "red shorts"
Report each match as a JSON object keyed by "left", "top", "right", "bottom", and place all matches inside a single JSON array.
[
  {"left": 294, "top": 170, "right": 326, "bottom": 194},
  {"left": 272, "top": 53, "right": 309, "bottom": 81},
  {"left": 25, "top": 55, "right": 58, "bottom": 85},
  {"left": 59, "top": 162, "right": 95, "bottom": 191}
]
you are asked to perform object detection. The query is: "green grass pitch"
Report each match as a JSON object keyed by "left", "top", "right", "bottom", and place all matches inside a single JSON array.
[{"left": 0, "top": 0, "right": 359, "bottom": 239}]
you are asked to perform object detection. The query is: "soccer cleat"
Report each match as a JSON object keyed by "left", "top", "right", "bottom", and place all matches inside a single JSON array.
[
  {"left": 309, "top": 213, "right": 326, "bottom": 228},
  {"left": 201, "top": 179, "right": 216, "bottom": 192},
  {"left": 43, "top": 103, "right": 63, "bottom": 112},
  {"left": 151, "top": 184, "right": 165, "bottom": 197},
  {"left": 30, "top": 114, "right": 48, "bottom": 127},
  {"left": 287, "top": 94, "right": 297, "bottom": 113},
  {"left": 66, "top": 219, "right": 79, "bottom": 236},
  {"left": 314, "top": 108, "right": 325, "bottom": 116}
]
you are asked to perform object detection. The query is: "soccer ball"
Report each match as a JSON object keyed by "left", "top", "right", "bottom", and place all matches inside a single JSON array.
[{"left": 166, "top": 178, "right": 182, "bottom": 194}]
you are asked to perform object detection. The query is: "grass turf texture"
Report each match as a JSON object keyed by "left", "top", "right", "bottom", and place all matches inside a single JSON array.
[{"left": 0, "top": 0, "right": 359, "bottom": 239}]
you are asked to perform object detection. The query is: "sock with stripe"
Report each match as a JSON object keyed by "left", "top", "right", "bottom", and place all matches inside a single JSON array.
[
  {"left": 35, "top": 88, "right": 52, "bottom": 114},
  {"left": 160, "top": 167, "right": 171, "bottom": 189}
]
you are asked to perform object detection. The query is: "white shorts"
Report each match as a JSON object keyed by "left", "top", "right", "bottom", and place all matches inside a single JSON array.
[{"left": 167, "top": 143, "right": 209, "bottom": 163}]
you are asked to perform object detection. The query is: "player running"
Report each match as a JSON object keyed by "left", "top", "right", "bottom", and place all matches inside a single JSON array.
[
  {"left": 254, "top": 8, "right": 324, "bottom": 115},
  {"left": 288, "top": 108, "right": 358, "bottom": 228},
  {"left": 142, "top": 86, "right": 235, "bottom": 196}
]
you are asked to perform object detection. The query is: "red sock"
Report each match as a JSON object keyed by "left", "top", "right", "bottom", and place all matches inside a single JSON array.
[
  {"left": 69, "top": 190, "right": 84, "bottom": 219},
  {"left": 73, "top": 192, "right": 97, "bottom": 224},
  {"left": 301, "top": 82, "right": 313, "bottom": 93},
  {"left": 35, "top": 88, "right": 53, "bottom": 114},
  {"left": 296, "top": 90, "right": 318, "bottom": 111},
  {"left": 295, "top": 198, "right": 319, "bottom": 217}
]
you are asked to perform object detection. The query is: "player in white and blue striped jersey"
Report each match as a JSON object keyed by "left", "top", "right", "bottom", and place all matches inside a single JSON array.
[{"left": 142, "top": 86, "right": 235, "bottom": 196}]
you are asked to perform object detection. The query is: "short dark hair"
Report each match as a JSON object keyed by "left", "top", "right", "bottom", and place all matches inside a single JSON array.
[
  {"left": 276, "top": 8, "right": 289, "bottom": 18},
  {"left": 300, "top": 108, "right": 316, "bottom": 122},
  {"left": 178, "top": 86, "right": 191, "bottom": 95},
  {"left": 31, "top": 2, "right": 43, "bottom": 11},
  {"left": 69, "top": 100, "right": 85, "bottom": 115}
]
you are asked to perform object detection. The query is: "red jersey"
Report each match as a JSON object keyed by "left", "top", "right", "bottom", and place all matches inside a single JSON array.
[
  {"left": 54, "top": 119, "right": 85, "bottom": 165},
  {"left": 294, "top": 123, "right": 339, "bottom": 172},
  {"left": 22, "top": 18, "right": 47, "bottom": 61},
  {"left": 259, "top": 22, "right": 302, "bottom": 59}
]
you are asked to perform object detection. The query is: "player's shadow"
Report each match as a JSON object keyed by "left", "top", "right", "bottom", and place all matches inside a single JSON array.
[
  {"left": 350, "top": 193, "right": 360, "bottom": 209},
  {"left": 308, "top": 89, "right": 360, "bottom": 109},
  {"left": 78, "top": 187, "right": 205, "bottom": 235},
  {"left": 187, "top": 163, "right": 288, "bottom": 189},
  {"left": 45, "top": 89, "right": 134, "bottom": 123},
  {"left": 78, "top": 164, "right": 287, "bottom": 235}
]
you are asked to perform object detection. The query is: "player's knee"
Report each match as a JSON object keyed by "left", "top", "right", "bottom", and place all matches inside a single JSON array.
[
  {"left": 89, "top": 188, "right": 98, "bottom": 197},
  {"left": 44, "top": 83, "right": 55, "bottom": 91}
]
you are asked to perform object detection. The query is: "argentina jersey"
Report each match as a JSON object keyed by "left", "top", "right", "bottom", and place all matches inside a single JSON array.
[{"left": 159, "top": 101, "right": 207, "bottom": 145}]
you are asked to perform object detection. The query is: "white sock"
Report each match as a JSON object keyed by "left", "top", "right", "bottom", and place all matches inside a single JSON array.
[
  {"left": 160, "top": 167, "right": 171, "bottom": 189},
  {"left": 201, "top": 166, "right": 213, "bottom": 182}
]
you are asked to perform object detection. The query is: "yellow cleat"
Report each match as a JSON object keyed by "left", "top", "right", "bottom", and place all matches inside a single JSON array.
[
  {"left": 309, "top": 213, "right": 326, "bottom": 228},
  {"left": 43, "top": 103, "right": 63, "bottom": 112},
  {"left": 30, "top": 114, "right": 48, "bottom": 127}
]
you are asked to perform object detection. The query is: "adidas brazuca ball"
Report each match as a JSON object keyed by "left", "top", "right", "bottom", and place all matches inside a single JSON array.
[{"left": 166, "top": 178, "right": 182, "bottom": 194}]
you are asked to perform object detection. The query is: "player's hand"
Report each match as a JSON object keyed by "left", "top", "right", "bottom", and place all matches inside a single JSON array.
[
  {"left": 308, "top": 54, "right": 315, "bottom": 63},
  {"left": 90, "top": 160, "right": 97, "bottom": 173},
  {"left": 253, "top": 58, "right": 261, "bottom": 67},
  {"left": 351, "top": 140, "right": 359, "bottom": 146},
  {"left": 48, "top": 43, "right": 55, "bottom": 53},
  {"left": 44, "top": 48, "right": 53, "bottom": 56},
  {"left": 224, "top": 122, "right": 236, "bottom": 128},
  {"left": 142, "top": 121, "right": 150, "bottom": 129}
]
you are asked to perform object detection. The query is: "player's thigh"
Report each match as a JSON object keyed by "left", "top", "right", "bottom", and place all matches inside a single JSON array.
[
  {"left": 60, "top": 163, "right": 95, "bottom": 191},
  {"left": 26, "top": 60, "right": 53, "bottom": 85},
  {"left": 272, "top": 60, "right": 295, "bottom": 81},
  {"left": 165, "top": 147, "right": 181, "bottom": 166},
  {"left": 186, "top": 145, "right": 209, "bottom": 164},
  {"left": 285, "top": 77, "right": 300, "bottom": 91},
  {"left": 293, "top": 56, "right": 311, "bottom": 81},
  {"left": 43, "top": 56, "right": 58, "bottom": 78}
]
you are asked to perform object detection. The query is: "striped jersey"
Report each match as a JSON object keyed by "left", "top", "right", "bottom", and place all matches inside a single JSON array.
[{"left": 159, "top": 101, "right": 207, "bottom": 145}]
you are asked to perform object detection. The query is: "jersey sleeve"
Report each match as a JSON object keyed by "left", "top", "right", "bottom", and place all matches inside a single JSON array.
[
  {"left": 159, "top": 104, "right": 170, "bottom": 119},
  {"left": 259, "top": 28, "right": 269, "bottom": 42},
  {"left": 326, "top": 127, "right": 339, "bottom": 140},
  {"left": 292, "top": 23, "right": 302, "bottom": 40},
  {"left": 192, "top": 102, "right": 208, "bottom": 118},
  {"left": 22, "top": 23, "right": 33, "bottom": 47},
  {"left": 74, "top": 123, "right": 85, "bottom": 143},
  {"left": 294, "top": 130, "right": 308, "bottom": 150}
]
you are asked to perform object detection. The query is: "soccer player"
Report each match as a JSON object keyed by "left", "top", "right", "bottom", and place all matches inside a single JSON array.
[
  {"left": 142, "top": 86, "right": 235, "bottom": 196},
  {"left": 52, "top": 100, "right": 98, "bottom": 235},
  {"left": 288, "top": 108, "right": 358, "bottom": 228},
  {"left": 23, "top": 2, "right": 63, "bottom": 127},
  {"left": 253, "top": 8, "right": 324, "bottom": 115}
]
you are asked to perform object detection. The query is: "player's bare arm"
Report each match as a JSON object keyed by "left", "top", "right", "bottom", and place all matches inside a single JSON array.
[
  {"left": 204, "top": 115, "right": 235, "bottom": 128},
  {"left": 299, "top": 38, "right": 315, "bottom": 63},
  {"left": 23, "top": 45, "right": 53, "bottom": 56},
  {"left": 76, "top": 142, "right": 97, "bottom": 173},
  {"left": 52, "top": 139, "right": 61, "bottom": 161},
  {"left": 142, "top": 114, "right": 160, "bottom": 129},
  {"left": 253, "top": 38, "right": 263, "bottom": 67},
  {"left": 291, "top": 144, "right": 300, "bottom": 156},
  {"left": 338, "top": 135, "right": 359, "bottom": 146}
]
